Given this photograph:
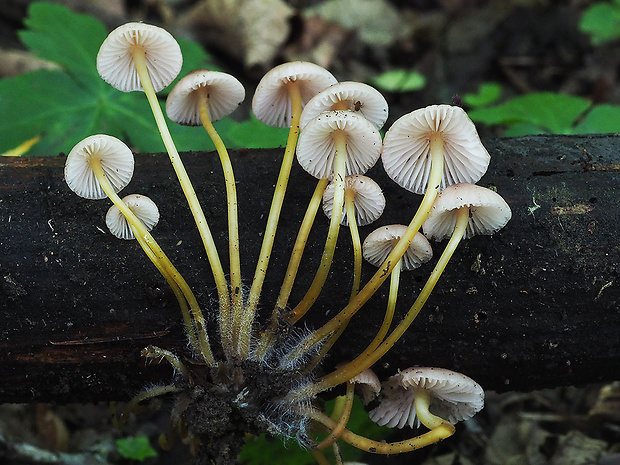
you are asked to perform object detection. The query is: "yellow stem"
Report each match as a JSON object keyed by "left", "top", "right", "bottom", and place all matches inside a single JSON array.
[
  {"left": 316, "top": 382, "right": 355, "bottom": 450},
  {"left": 90, "top": 159, "right": 216, "bottom": 366},
  {"left": 255, "top": 178, "right": 328, "bottom": 361},
  {"left": 286, "top": 131, "right": 348, "bottom": 324},
  {"left": 197, "top": 87, "right": 240, "bottom": 356},
  {"left": 308, "top": 206, "right": 469, "bottom": 396},
  {"left": 282, "top": 135, "right": 445, "bottom": 369},
  {"left": 141, "top": 345, "right": 189, "bottom": 377},
  {"left": 131, "top": 46, "right": 231, "bottom": 337},
  {"left": 305, "top": 407, "right": 455, "bottom": 454},
  {"left": 239, "top": 81, "right": 303, "bottom": 359},
  {"left": 345, "top": 189, "right": 362, "bottom": 300},
  {"left": 414, "top": 388, "right": 448, "bottom": 430},
  {"left": 309, "top": 450, "right": 331, "bottom": 465}
]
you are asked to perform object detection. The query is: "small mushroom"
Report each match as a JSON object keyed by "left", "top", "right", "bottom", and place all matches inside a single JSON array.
[
  {"left": 370, "top": 367, "right": 484, "bottom": 430},
  {"left": 105, "top": 194, "right": 160, "bottom": 240}
]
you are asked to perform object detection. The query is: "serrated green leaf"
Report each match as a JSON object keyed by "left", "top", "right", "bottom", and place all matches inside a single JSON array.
[
  {"left": 579, "top": 1, "right": 620, "bottom": 46},
  {"left": 372, "top": 69, "right": 426, "bottom": 93},
  {"left": 468, "top": 92, "right": 591, "bottom": 134},
  {"left": 573, "top": 104, "right": 620, "bottom": 134},
  {"left": 18, "top": 2, "right": 108, "bottom": 92},
  {"left": 463, "top": 82, "right": 502, "bottom": 108}
]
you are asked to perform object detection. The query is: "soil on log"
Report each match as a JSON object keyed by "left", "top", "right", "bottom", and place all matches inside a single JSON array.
[{"left": 0, "top": 134, "right": 619, "bottom": 403}]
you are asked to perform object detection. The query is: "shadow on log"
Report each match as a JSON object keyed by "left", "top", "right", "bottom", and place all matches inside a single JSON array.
[{"left": 0, "top": 134, "right": 619, "bottom": 403}]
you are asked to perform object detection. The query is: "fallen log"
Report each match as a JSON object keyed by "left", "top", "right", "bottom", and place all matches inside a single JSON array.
[{"left": 0, "top": 134, "right": 619, "bottom": 403}]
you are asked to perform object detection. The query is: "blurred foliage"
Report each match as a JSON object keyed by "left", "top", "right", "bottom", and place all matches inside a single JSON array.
[
  {"left": 116, "top": 436, "right": 158, "bottom": 461},
  {"left": 468, "top": 92, "right": 620, "bottom": 136},
  {"left": 462, "top": 82, "right": 502, "bottom": 108},
  {"left": 579, "top": 0, "right": 620, "bottom": 46},
  {"left": 0, "top": 2, "right": 287, "bottom": 157},
  {"left": 372, "top": 69, "right": 426, "bottom": 93}
]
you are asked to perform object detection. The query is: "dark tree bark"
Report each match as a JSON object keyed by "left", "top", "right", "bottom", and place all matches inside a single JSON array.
[{"left": 0, "top": 134, "right": 619, "bottom": 403}]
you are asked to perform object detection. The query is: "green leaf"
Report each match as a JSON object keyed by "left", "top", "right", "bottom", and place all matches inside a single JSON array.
[
  {"left": 18, "top": 2, "right": 108, "bottom": 92},
  {"left": 116, "top": 436, "right": 158, "bottom": 461},
  {"left": 225, "top": 114, "right": 289, "bottom": 149},
  {"left": 372, "top": 69, "right": 426, "bottom": 93},
  {"left": 468, "top": 92, "right": 592, "bottom": 135},
  {"left": 579, "top": 0, "right": 620, "bottom": 46},
  {"left": 463, "top": 82, "right": 502, "bottom": 108},
  {"left": 573, "top": 104, "right": 620, "bottom": 134}
]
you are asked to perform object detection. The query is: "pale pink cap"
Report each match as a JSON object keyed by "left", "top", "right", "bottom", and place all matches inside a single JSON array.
[
  {"left": 362, "top": 225, "right": 432, "bottom": 271},
  {"left": 322, "top": 175, "right": 385, "bottom": 227}
]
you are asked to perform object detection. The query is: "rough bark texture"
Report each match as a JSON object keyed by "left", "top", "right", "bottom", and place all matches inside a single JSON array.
[{"left": 1, "top": 134, "right": 619, "bottom": 403}]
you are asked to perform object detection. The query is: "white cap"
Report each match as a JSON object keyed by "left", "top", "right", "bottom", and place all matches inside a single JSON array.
[
  {"left": 166, "top": 69, "right": 245, "bottom": 125},
  {"left": 322, "top": 175, "right": 385, "bottom": 227},
  {"left": 381, "top": 105, "right": 490, "bottom": 194},
  {"left": 64, "top": 134, "right": 134, "bottom": 200},
  {"left": 422, "top": 183, "right": 512, "bottom": 241},
  {"left": 97, "top": 22, "right": 182, "bottom": 93},
  {"left": 362, "top": 225, "right": 432, "bottom": 271},
  {"left": 252, "top": 61, "right": 337, "bottom": 128},
  {"left": 105, "top": 194, "right": 160, "bottom": 240},
  {"left": 296, "top": 111, "right": 382, "bottom": 179}
]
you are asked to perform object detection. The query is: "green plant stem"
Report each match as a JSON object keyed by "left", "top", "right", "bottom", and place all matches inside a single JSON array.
[{"left": 345, "top": 189, "right": 362, "bottom": 299}]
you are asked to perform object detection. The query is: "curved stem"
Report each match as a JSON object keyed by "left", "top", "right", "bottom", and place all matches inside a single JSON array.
[
  {"left": 286, "top": 131, "right": 348, "bottom": 324},
  {"left": 304, "top": 407, "right": 455, "bottom": 454},
  {"left": 414, "top": 388, "right": 448, "bottom": 430},
  {"left": 116, "top": 384, "right": 181, "bottom": 427},
  {"left": 240, "top": 81, "right": 303, "bottom": 359},
  {"left": 131, "top": 46, "right": 231, "bottom": 339},
  {"left": 197, "top": 87, "right": 240, "bottom": 357},
  {"left": 345, "top": 189, "right": 362, "bottom": 300},
  {"left": 281, "top": 136, "right": 445, "bottom": 368},
  {"left": 141, "top": 344, "right": 189, "bottom": 377},
  {"left": 316, "top": 382, "right": 355, "bottom": 450},
  {"left": 90, "top": 159, "right": 216, "bottom": 366},
  {"left": 306, "top": 206, "right": 469, "bottom": 396},
  {"left": 255, "top": 179, "right": 328, "bottom": 361}
]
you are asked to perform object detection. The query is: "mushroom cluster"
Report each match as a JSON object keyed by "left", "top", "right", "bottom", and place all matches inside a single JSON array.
[{"left": 63, "top": 21, "right": 511, "bottom": 465}]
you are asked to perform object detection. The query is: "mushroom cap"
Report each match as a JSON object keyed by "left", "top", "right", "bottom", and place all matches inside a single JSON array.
[
  {"left": 65, "top": 134, "right": 134, "bottom": 200},
  {"left": 166, "top": 69, "right": 245, "bottom": 125},
  {"left": 422, "top": 183, "right": 512, "bottom": 241},
  {"left": 105, "top": 194, "right": 160, "bottom": 240},
  {"left": 322, "top": 175, "right": 385, "bottom": 227},
  {"left": 349, "top": 368, "right": 381, "bottom": 405},
  {"left": 362, "top": 225, "right": 432, "bottom": 271},
  {"left": 97, "top": 22, "right": 182, "bottom": 93},
  {"left": 296, "top": 110, "right": 382, "bottom": 179},
  {"left": 381, "top": 105, "right": 490, "bottom": 194},
  {"left": 252, "top": 61, "right": 337, "bottom": 128},
  {"left": 299, "top": 81, "right": 389, "bottom": 130},
  {"left": 369, "top": 367, "right": 485, "bottom": 429}
]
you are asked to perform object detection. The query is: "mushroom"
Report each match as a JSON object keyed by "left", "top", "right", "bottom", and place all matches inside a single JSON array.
[
  {"left": 97, "top": 23, "right": 230, "bottom": 335},
  {"left": 65, "top": 134, "right": 215, "bottom": 366},
  {"left": 284, "top": 111, "right": 382, "bottom": 326},
  {"left": 282, "top": 105, "right": 491, "bottom": 371},
  {"left": 370, "top": 367, "right": 484, "bottom": 433},
  {"left": 242, "top": 62, "right": 337, "bottom": 359},
  {"left": 166, "top": 69, "right": 246, "bottom": 351},
  {"left": 323, "top": 174, "right": 386, "bottom": 298},
  {"left": 105, "top": 194, "right": 159, "bottom": 240},
  {"left": 299, "top": 81, "right": 389, "bottom": 130}
]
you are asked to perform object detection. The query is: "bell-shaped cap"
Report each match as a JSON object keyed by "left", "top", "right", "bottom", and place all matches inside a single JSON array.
[
  {"left": 349, "top": 368, "right": 381, "bottom": 405},
  {"left": 65, "top": 134, "right": 134, "bottom": 200},
  {"left": 381, "top": 105, "right": 490, "bottom": 194},
  {"left": 296, "top": 111, "right": 382, "bottom": 179},
  {"left": 106, "top": 194, "right": 160, "bottom": 240},
  {"left": 300, "top": 81, "right": 389, "bottom": 130},
  {"left": 423, "top": 183, "right": 512, "bottom": 241},
  {"left": 97, "top": 22, "right": 182, "bottom": 93},
  {"left": 322, "top": 175, "right": 385, "bottom": 227},
  {"left": 166, "top": 69, "right": 245, "bottom": 125},
  {"left": 369, "top": 367, "right": 485, "bottom": 429},
  {"left": 252, "top": 61, "right": 337, "bottom": 128},
  {"left": 362, "top": 225, "right": 432, "bottom": 271}
]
